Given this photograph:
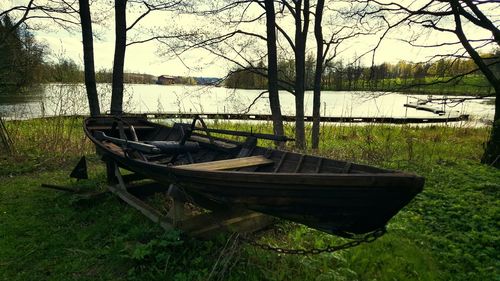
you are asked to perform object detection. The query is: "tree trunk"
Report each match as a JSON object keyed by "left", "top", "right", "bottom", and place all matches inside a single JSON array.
[
  {"left": 110, "top": 0, "right": 127, "bottom": 116},
  {"left": 293, "top": 0, "right": 309, "bottom": 150},
  {"left": 78, "top": 0, "right": 100, "bottom": 116},
  {"left": 311, "top": 0, "right": 324, "bottom": 149},
  {"left": 449, "top": 0, "right": 500, "bottom": 167},
  {"left": 264, "top": 0, "right": 284, "bottom": 145},
  {"left": 482, "top": 88, "right": 500, "bottom": 167}
]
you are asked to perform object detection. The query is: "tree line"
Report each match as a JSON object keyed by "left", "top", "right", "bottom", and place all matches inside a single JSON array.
[
  {"left": 226, "top": 53, "right": 499, "bottom": 95},
  {"left": 0, "top": 15, "right": 158, "bottom": 88},
  {"left": 0, "top": 15, "right": 44, "bottom": 87}
]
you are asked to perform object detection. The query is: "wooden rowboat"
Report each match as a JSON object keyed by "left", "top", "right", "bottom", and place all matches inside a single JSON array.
[{"left": 84, "top": 116, "right": 424, "bottom": 237}]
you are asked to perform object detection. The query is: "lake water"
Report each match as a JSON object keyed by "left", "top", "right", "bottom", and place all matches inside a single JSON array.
[{"left": 0, "top": 84, "right": 495, "bottom": 125}]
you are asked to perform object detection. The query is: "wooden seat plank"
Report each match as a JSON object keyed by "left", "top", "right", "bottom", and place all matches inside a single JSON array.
[{"left": 177, "top": 155, "right": 273, "bottom": 171}]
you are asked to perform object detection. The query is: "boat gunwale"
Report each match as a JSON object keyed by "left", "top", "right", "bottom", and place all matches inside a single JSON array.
[{"left": 83, "top": 117, "right": 424, "bottom": 184}]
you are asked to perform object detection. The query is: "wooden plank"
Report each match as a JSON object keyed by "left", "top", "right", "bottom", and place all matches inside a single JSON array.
[
  {"left": 126, "top": 181, "right": 171, "bottom": 197},
  {"left": 109, "top": 165, "right": 175, "bottom": 231},
  {"left": 87, "top": 125, "right": 156, "bottom": 130},
  {"left": 108, "top": 184, "right": 175, "bottom": 231},
  {"left": 189, "top": 135, "right": 237, "bottom": 149},
  {"left": 177, "top": 155, "right": 273, "bottom": 171},
  {"left": 178, "top": 209, "right": 274, "bottom": 238},
  {"left": 102, "top": 141, "right": 124, "bottom": 156}
]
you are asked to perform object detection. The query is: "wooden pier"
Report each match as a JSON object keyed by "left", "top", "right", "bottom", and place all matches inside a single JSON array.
[
  {"left": 138, "top": 112, "right": 469, "bottom": 124},
  {"left": 403, "top": 103, "right": 445, "bottom": 115}
]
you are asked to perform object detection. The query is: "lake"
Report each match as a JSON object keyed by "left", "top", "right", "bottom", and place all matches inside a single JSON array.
[{"left": 0, "top": 84, "right": 495, "bottom": 125}]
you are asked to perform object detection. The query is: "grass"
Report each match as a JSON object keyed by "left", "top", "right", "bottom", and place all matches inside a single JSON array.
[{"left": 1, "top": 117, "right": 499, "bottom": 280}]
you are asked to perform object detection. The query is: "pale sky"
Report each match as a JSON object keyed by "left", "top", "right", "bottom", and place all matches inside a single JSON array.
[
  {"left": 2, "top": 0, "right": 498, "bottom": 78},
  {"left": 31, "top": 7, "right": 228, "bottom": 77}
]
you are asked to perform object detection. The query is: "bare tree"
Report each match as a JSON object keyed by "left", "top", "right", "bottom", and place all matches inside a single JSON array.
[
  {"left": 109, "top": 0, "right": 185, "bottom": 115},
  {"left": 278, "top": 0, "right": 310, "bottom": 149},
  {"left": 310, "top": 1, "right": 369, "bottom": 149},
  {"left": 110, "top": 0, "right": 127, "bottom": 115},
  {"left": 311, "top": 0, "right": 324, "bottom": 149},
  {"left": 78, "top": 0, "right": 100, "bottom": 116},
  {"left": 349, "top": 0, "right": 500, "bottom": 167},
  {"left": 264, "top": 0, "right": 284, "bottom": 141}
]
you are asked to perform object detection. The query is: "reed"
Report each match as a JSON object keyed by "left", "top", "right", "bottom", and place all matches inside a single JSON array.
[
  {"left": 1, "top": 117, "right": 94, "bottom": 176},
  {"left": 202, "top": 120, "right": 489, "bottom": 168}
]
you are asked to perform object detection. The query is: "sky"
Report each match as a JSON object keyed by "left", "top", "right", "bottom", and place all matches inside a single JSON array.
[
  {"left": 29, "top": 11, "right": 426, "bottom": 78},
  {"left": 2, "top": 0, "right": 497, "bottom": 78},
  {"left": 32, "top": 9, "right": 227, "bottom": 77}
]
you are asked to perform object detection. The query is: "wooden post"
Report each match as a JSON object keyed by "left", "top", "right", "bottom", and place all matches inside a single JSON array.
[
  {"left": 106, "top": 160, "right": 118, "bottom": 185},
  {"left": 167, "top": 184, "right": 186, "bottom": 225},
  {"left": 0, "top": 116, "right": 12, "bottom": 153}
]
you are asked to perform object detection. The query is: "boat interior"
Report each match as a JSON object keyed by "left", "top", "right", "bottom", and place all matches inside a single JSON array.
[{"left": 86, "top": 116, "right": 392, "bottom": 175}]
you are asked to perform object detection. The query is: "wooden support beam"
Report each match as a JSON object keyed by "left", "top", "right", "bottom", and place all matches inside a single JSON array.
[
  {"left": 178, "top": 209, "right": 274, "bottom": 238},
  {"left": 109, "top": 165, "right": 175, "bottom": 231},
  {"left": 105, "top": 160, "right": 118, "bottom": 185},
  {"left": 106, "top": 161, "right": 274, "bottom": 238},
  {"left": 108, "top": 184, "right": 175, "bottom": 231},
  {"left": 167, "top": 184, "right": 186, "bottom": 225}
]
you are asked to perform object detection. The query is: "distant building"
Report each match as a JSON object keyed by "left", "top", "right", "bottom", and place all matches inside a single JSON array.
[
  {"left": 157, "top": 75, "right": 176, "bottom": 85},
  {"left": 157, "top": 75, "right": 221, "bottom": 86}
]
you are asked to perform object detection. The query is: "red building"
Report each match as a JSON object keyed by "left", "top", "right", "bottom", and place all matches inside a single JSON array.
[{"left": 157, "top": 75, "right": 176, "bottom": 85}]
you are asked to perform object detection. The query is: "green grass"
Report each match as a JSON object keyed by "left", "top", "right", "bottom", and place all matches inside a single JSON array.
[{"left": 1, "top": 118, "right": 499, "bottom": 280}]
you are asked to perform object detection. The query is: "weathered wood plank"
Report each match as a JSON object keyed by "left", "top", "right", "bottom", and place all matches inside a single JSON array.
[
  {"left": 87, "top": 125, "right": 156, "bottom": 130},
  {"left": 189, "top": 135, "right": 237, "bottom": 149},
  {"left": 178, "top": 209, "right": 274, "bottom": 237},
  {"left": 108, "top": 184, "right": 175, "bottom": 231},
  {"left": 177, "top": 155, "right": 273, "bottom": 171},
  {"left": 102, "top": 141, "right": 124, "bottom": 156}
]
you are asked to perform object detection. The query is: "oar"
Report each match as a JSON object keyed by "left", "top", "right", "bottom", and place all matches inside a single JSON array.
[{"left": 94, "top": 131, "right": 161, "bottom": 153}]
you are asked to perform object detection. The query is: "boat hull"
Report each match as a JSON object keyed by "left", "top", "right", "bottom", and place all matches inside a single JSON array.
[{"left": 85, "top": 116, "right": 424, "bottom": 236}]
